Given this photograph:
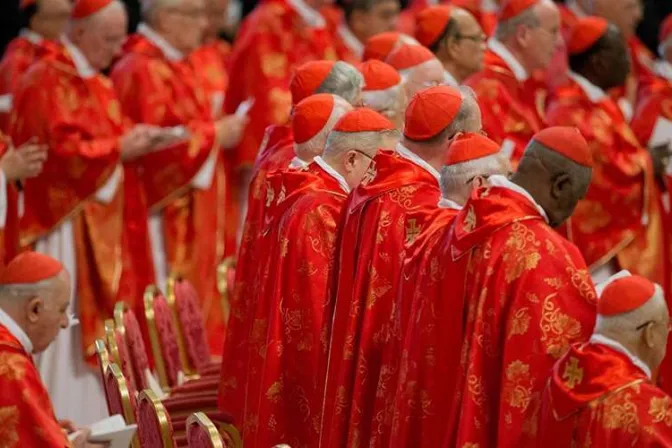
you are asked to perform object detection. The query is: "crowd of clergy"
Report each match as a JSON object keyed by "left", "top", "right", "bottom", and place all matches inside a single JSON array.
[{"left": 1, "top": 0, "right": 672, "bottom": 445}]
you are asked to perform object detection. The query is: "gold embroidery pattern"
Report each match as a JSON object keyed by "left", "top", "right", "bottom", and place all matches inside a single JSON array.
[
  {"left": 503, "top": 360, "right": 532, "bottom": 411},
  {"left": 562, "top": 357, "right": 584, "bottom": 389},
  {"left": 508, "top": 307, "right": 531, "bottom": 339},
  {"left": 602, "top": 390, "right": 639, "bottom": 434},
  {"left": 0, "top": 406, "right": 19, "bottom": 448},
  {"left": 405, "top": 219, "right": 422, "bottom": 245},
  {"left": 540, "top": 293, "right": 582, "bottom": 358},
  {"left": 0, "top": 353, "right": 26, "bottom": 381},
  {"left": 387, "top": 185, "right": 419, "bottom": 210},
  {"left": 463, "top": 205, "right": 477, "bottom": 233},
  {"left": 649, "top": 396, "right": 672, "bottom": 426},
  {"left": 565, "top": 266, "right": 597, "bottom": 304},
  {"left": 468, "top": 374, "right": 487, "bottom": 407},
  {"left": 502, "top": 222, "right": 541, "bottom": 283},
  {"left": 266, "top": 379, "right": 283, "bottom": 403},
  {"left": 261, "top": 53, "right": 288, "bottom": 77}
]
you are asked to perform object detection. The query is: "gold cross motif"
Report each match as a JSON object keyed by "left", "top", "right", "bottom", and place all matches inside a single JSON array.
[
  {"left": 405, "top": 219, "right": 422, "bottom": 245},
  {"left": 463, "top": 205, "right": 477, "bottom": 233},
  {"left": 562, "top": 357, "right": 583, "bottom": 390}
]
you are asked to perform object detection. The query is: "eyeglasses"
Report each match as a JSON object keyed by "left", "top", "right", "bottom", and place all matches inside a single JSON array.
[
  {"left": 454, "top": 33, "right": 487, "bottom": 44},
  {"left": 353, "top": 149, "right": 374, "bottom": 161},
  {"left": 635, "top": 320, "right": 672, "bottom": 331},
  {"left": 166, "top": 7, "right": 206, "bottom": 19}
]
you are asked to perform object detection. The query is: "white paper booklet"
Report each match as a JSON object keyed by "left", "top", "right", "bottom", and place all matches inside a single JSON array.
[{"left": 68, "top": 415, "right": 137, "bottom": 448}]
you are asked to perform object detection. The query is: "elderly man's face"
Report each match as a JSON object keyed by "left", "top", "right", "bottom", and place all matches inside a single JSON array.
[
  {"left": 445, "top": 10, "right": 486, "bottom": 78},
  {"left": 33, "top": 0, "right": 72, "bottom": 40},
  {"left": 592, "top": 0, "right": 642, "bottom": 39},
  {"left": 78, "top": 5, "right": 128, "bottom": 71},
  {"left": 524, "top": 2, "right": 562, "bottom": 71},
  {"left": 204, "top": 0, "right": 228, "bottom": 41},
  {"left": 158, "top": 0, "right": 208, "bottom": 53},
  {"left": 25, "top": 273, "right": 71, "bottom": 354}
]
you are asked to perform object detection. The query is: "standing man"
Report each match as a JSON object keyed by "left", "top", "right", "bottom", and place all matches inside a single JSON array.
[
  {"left": 9, "top": 0, "right": 159, "bottom": 425},
  {"left": 414, "top": 5, "right": 487, "bottom": 86},
  {"left": 0, "top": 0, "right": 72, "bottom": 131},
  {"left": 465, "top": 0, "right": 561, "bottom": 164}
]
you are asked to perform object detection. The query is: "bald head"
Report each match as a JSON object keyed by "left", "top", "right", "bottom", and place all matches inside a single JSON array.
[{"left": 144, "top": 0, "right": 208, "bottom": 54}]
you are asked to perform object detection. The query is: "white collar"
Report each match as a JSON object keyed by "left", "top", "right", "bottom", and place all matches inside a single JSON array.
[
  {"left": 61, "top": 36, "right": 96, "bottom": 79},
  {"left": 566, "top": 0, "right": 588, "bottom": 18},
  {"left": 481, "top": 0, "right": 498, "bottom": 13},
  {"left": 313, "top": 156, "right": 350, "bottom": 193},
  {"left": 289, "top": 156, "right": 309, "bottom": 169},
  {"left": 568, "top": 71, "right": 607, "bottom": 103},
  {"left": 137, "top": 23, "right": 184, "bottom": 62},
  {"left": 396, "top": 143, "right": 441, "bottom": 185},
  {"left": 487, "top": 38, "right": 528, "bottom": 82},
  {"left": 337, "top": 24, "right": 364, "bottom": 59},
  {"left": 487, "top": 174, "right": 549, "bottom": 223},
  {"left": 286, "top": 0, "right": 326, "bottom": 29},
  {"left": 443, "top": 69, "right": 459, "bottom": 87},
  {"left": 19, "top": 29, "right": 43, "bottom": 45},
  {"left": 0, "top": 307, "right": 33, "bottom": 354},
  {"left": 590, "top": 333, "right": 652, "bottom": 380},
  {"left": 654, "top": 60, "right": 672, "bottom": 81},
  {"left": 438, "top": 197, "right": 462, "bottom": 210}
]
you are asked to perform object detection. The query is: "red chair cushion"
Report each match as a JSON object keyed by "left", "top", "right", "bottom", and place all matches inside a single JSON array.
[
  {"left": 174, "top": 280, "right": 211, "bottom": 372},
  {"left": 154, "top": 294, "right": 183, "bottom": 387},
  {"left": 138, "top": 396, "right": 175, "bottom": 448},
  {"left": 187, "top": 420, "right": 217, "bottom": 448},
  {"left": 123, "top": 310, "right": 151, "bottom": 390},
  {"left": 105, "top": 368, "right": 137, "bottom": 421},
  {"left": 115, "top": 332, "right": 136, "bottom": 396}
]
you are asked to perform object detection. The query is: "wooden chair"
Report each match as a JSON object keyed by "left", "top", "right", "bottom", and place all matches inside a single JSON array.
[
  {"left": 95, "top": 339, "right": 111, "bottom": 412},
  {"left": 186, "top": 412, "right": 243, "bottom": 448},
  {"left": 115, "top": 301, "right": 152, "bottom": 390},
  {"left": 137, "top": 390, "right": 176, "bottom": 448},
  {"left": 105, "top": 363, "right": 140, "bottom": 448}
]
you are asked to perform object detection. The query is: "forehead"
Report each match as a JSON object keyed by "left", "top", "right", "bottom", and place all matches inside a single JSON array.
[
  {"left": 207, "top": 0, "right": 228, "bottom": 9},
  {"left": 454, "top": 10, "right": 481, "bottom": 33},
  {"left": 182, "top": 0, "right": 206, "bottom": 8},
  {"left": 40, "top": 0, "right": 73, "bottom": 13},
  {"left": 535, "top": 1, "right": 560, "bottom": 27}
]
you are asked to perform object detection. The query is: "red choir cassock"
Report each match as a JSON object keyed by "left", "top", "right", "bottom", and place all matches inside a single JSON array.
[
  {"left": 224, "top": 0, "right": 337, "bottom": 169},
  {"left": 539, "top": 276, "right": 672, "bottom": 447},
  {"left": 111, "top": 27, "right": 224, "bottom": 353},
  {"left": 9, "top": 41, "right": 124, "bottom": 364},
  {"left": 0, "top": 135, "right": 20, "bottom": 266}
]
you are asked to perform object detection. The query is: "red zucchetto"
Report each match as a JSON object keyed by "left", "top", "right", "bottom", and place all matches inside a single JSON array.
[
  {"left": 415, "top": 5, "right": 453, "bottom": 48},
  {"left": 531, "top": 126, "right": 593, "bottom": 168},
  {"left": 567, "top": 17, "right": 610, "bottom": 55},
  {"left": 386, "top": 45, "right": 436, "bottom": 71},
  {"left": 290, "top": 61, "right": 335, "bottom": 105},
  {"left": 292, "top": 94, "right": 336, "bottom": 144},
  {"left": 333, "top": 108, "right": 396, "bottom": 133},
  {"left": 359, "top": 60, "right": 401, "bottom": 91},
  {"left": 498, "top": 0, "right": 538, "bottom": 21},
  {"left": 72, "top": 0, "right": 114, "bottom": 19},
  {"left": 404, "top": 85, "right": 463, "bottom": 140},
  {"left": 0, "top": 252, "right": 64, "bottom": 285},
  {"left": 598, "top": 275, "right": 658, "bottom": 316},
  {"left": 445, "top": 133, "right": 501, "bottom": 165}
]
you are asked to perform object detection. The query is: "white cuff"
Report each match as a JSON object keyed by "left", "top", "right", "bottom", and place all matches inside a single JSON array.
[
  {"left": 94, "top": 165, "right": 122, "bottom": 204},
  {"left": 0, "top": 94, "right": 12, "bottom": 113},
  {"left": 0, "top": 171, "right": 7, "bottom": 228},
  {"left": 191, "top": 150, "right": 217, "bottom": 190}
]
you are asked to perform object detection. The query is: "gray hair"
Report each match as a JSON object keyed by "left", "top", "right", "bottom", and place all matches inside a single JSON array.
[
  {"left": 440, "top": 153, "right": 511, "bottom": 199},
  {"left": 141, "top": 0, "right": 180, "bottom": 20},
  {"left": 361, "top": 84, "right": 402, "bottom": 113},
  {"left": 316, "top": 61, "right": 364, "bottom": 106},
  {"left": 0, "top": 278, "right": 60, "bottom": 302},
  {"left": 323, "top": 129, "right": 400, "bottom": 159},
  {"left": 594, "top": 284, "right": 667, "bottom": 338},
  {"left": 494, "top": 6, "right": 540, "bottom": 41},
  {"left": 294, "top": 96, "right": 353, "bottom": 159}
]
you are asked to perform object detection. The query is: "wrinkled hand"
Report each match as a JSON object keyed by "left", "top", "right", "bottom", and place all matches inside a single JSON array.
[
  {"left": 120, "top": 125, "right": 162, "bottom": 161},
  {"left": 68, "top": 427, "right": 110, "bottom": 448},
  {"left": 649, "top": 142, "right": 671, "bottom": 181},
  {"left": 215, "top": 114, "right": 248, "bottom": 149},
  {"left": 0, "top": 138, "right": 48, "bottom": 181}
]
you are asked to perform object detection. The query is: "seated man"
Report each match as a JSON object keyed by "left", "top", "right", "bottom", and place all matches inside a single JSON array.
[
  {"left": 0, "top": 252, "right": 103, "bottom": 447},
  {"left": 539, "top": 274, "right": 672, "bottom": 446}
]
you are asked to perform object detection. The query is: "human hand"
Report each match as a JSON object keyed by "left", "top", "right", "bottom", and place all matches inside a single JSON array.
[
  {"left": 0, "top": 138, "right": 48, "bottom": 181},
  {"left": 120, "top": 125, "right": 160, "bottom": 161},
  {"left": 69, "top": 427, "right": 110, "bottom": 448},
  {"left": 215, "top": 114, "right": 249, "bottom": 149}
]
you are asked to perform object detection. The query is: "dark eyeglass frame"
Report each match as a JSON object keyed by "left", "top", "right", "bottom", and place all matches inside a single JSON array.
[
  {"left": 353, "top": 149, "right": 374, "bottom": 161},
  {"left": 635, "top": 320, "right": 672, "bottom": 331},
  {"left": 453, "top": 33, "right": 488, "bottom": 44}
]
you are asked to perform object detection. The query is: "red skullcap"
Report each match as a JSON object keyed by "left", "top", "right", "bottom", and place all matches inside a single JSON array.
[
  {"left": 532, "top": 126, "right": 593, "bottom": 168},
  {"left": 387, "top": 44, "right": 436, "bottom": 71},
  {"left": 598, "top": 275, "right": 657, "bottom": 316},
  {"left": 445, "top": 133, "right": 501, "bottom": 165},
  {"left": 359, "top": 60, "right": 401, "bottom": 91},
  {"left": 415, "top": 5, "right": 453, "bottom": 48},
  {"left": 0, "top": 252, "right": 64, "bottom": 285},
  {"left": 567, "top": 17, "right": 609, "bottom": 55},
  {"left": 292, "top": 94, "right": 336, "bottom": 144},
  {"left": 404, "top": 85, "right": 463, "bottom": 140},
  {"left": 659, "top": 14, "right": 672, "bottom": 45},
  {"left": 364, "top": 32, "right": 403, "bottom": 61},
  {"left": 498, "top": 0, "right": 538, "bottom": 21},
  {"left": 72, "top": 0, "right": 114, "bottom": 18},
  {"left": 290, "top": 61, "right": 335, "bottom": 105},
  {"left": 452, "top": 0, "right": 479, "bottom": 16},
  {"left": 20, "top": 0, "right": 36, "bottom": 9},
  {"left": 333, "top": 108, "right": 395, "bottom": 133}
]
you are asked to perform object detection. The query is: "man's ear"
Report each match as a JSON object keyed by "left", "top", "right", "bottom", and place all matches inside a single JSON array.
[
  {"left": 644, "top": 322, "right": 657, "bottom": 348},
  {"left": 550, "top": 172, "right": 572, "bottom": 200},
  {"left": 26, "top": 297, "right": 42, "bottom": 324}
]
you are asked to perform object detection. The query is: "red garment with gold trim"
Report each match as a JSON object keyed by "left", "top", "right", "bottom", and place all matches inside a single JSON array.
[
  {"left": 217, "top": 124, "right": 295, "bottom": 422},
  {"left": 9, "top": 44, "right": 124, "bottom": 364},
  {"left": 446, "top": 186, "right": 597, "bottom": 447},
  {"left": 0, "top": 137, "right": 20, "bottom": 266},
  {"left": 225, "top": 0, "right": 337, "bottom": 168},
  {"left": 465, "top": 50, "right": 544, "bottom": 165},
  {"left": 546, "top": 79, "right": 669, "bottom": 290},
  {"left": 538, "top": 342, "right": 672, "bottom": 447},
  {"left": 320, "top": 150, "right": 442, "bottom": 448},
  {"left": 111, "top": 34, "right": 223, "bottom": 353},
  {"left": 0, "top": 324, "right": 69, "bottom": 447},
  {"left": 241, "top": 162, "right": 347, "bottom": 448}
]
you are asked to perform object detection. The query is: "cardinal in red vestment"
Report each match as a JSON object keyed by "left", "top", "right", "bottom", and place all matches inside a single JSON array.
[
  {"left": 387, "top": 44, "right": 445, "bottom": 99},
  {"left": 319, "top": 85, "right": 481, "bottom": 448},
  {"left": 390, "top": 133, "right": 511, "bottom": 448},
  {"left": 241, "top": 108, "right": 399, "bottom": 448},
  {"left": 0, "top": 252, "right": 102, "bottom": 447},
  {"left": 445, "top": 127, "right": 597, "bottom": 447},
  {"left": 362, "top": 31, "right": 419, "bottom": 61},
  {"left": 0, "top": 0, "right": 72, "bottom": 132},
  {"left": 465, "top": 0, "right": 561, "bottom": 165},
  {"left": 218, "top": 94, "right": 353, "bottom": 430},
  {"left": 539, "top": 275, "right": 672, "bottom": 447},
  {"left": 546, "top": 18, "right": 669, "bottom": 292},
  {"left": 359, "top": 60, "right": 406, "bottom": 129}
]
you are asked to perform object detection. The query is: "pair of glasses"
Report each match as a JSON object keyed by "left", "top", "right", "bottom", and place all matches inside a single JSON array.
[
  {"left": 353, "top": 149, "right": 374, "bottom": 161},
  {"left": 454, "top": 33, "right": 487, "bottom": 44}
]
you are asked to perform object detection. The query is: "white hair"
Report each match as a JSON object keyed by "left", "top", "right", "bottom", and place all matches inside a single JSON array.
[
  {"left": 398, "top": 59, "right": 439, "bottom": 83},
  {"left": 362, "top": 84, "right": 402, "bottom": 113},
  {"left": 316, "top": 61, "right": 364, "bottom": 106},
  {"left": 0, "top": 278, "right": 60, "bottom": 301},
  {"left": 440, "top": 153, "right": 510, "bottom": 199},
  {"left": 141, "top": 0, "right": 181, "bottom": 19},
  {"left": 294, "top": 97, "right": 353, "bottom": 159},
  {"left": 494, "top": 5, "right": 541, "bottom": 41},
  {"left": 594, "top": 284, "right": 667, "bottom": 337},
  {"left": 323, "top": 129, "right": 400, "bottom": 158}
]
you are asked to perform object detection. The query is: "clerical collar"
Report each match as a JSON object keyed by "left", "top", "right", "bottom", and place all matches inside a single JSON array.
[
  {"left": 337, "top": 24, "right": 364, "bottom": 59},
  {"left": 481, "top": 0, "right": 498, "bottom": 13},
  {"left": 487, "top": 174, "right": 549, "bottom": 223},
  {"left": 655, "top": 60, "right": 672, "bottom": 81},
  {"left": 438, "top": 197, "right": 462, "bottom": 210},
  {"left": 396, "top": 143, "right": 441, "bottom": 185},
  {"left": 443, "top": 69, "right": 459, "bottom": 87},
  {"left": 566, "top": 0, "right": 587, "bottom": 18},
  {"left": 487, "top": 38, "right": 528, "bottom": 82},
  {"left": 0, "top": 307, "right": 33, "bottom": 354},
  {"left": 568, "top": 71, "right": 607, "bottom": 103},
  {"left": 289, "top": 156, "right": 309, "bottom": 169},
  {"left": 137, "top": 23, "right": 184, "bottom": 62},
  {"left": 286, "top": 0, "right": 326, "bottom": 29},
  {"left": 590, "top": 333, "right": 652, "bottom": 380},
  {"left": 19, "top": 28, "right": 43, "bottom": 45},
  {"left": 314, "top": 156, "right": 350, "bottom": 193},
  {"left": 61, "top": 36, "right": 96, "bottom": 79}
]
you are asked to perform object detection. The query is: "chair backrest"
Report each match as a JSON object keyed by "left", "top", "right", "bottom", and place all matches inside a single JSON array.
[
  {"left": 145, "top": 285, "right": 183, "bottom": 390},
  {"left": 105, "top": 319, "right": 137, "bottom": 396},
  {"left": 186, "top": 412, "right": 224, "bottom": 448},
  {"left": 114, "top": 302, "right": 151, "bottom": 390},
  {"left": 95, "top": 339, "right": 111, "bottom": 414},
  {"left": 170, "top": 278, "right": 210, "bottom": 374},
  {"left": 216, "top": 257, "right": 236, "bottom": 324},
  {"left": 105, "top": 363, "right": 141, "bottom": 448},
  {"left": 137, "top": 389, "right": 175, "bottom": 448}
]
